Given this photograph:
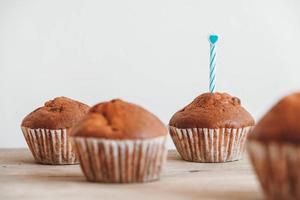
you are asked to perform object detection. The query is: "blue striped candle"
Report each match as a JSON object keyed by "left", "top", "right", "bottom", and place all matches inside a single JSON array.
[{"left": 208, "top": 34, "right": 218, "bottom": 93}]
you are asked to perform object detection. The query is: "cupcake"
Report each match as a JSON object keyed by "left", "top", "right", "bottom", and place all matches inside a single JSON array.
[
  {"left": 248, "top": 93, "right": 300, "bottom": 200},
  {"left": 21, "top": 97, "right": 89, "bottom": 165},
  {"left": 70, "top": 99, "right": 168, "bottom": 183},
  {"left": 169, "top": 92, "right": 254, "bottom": 163}
]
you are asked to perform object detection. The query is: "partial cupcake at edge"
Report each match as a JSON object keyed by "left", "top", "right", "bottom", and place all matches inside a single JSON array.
[
  {"left": 70, "top": 99, "right": 168, "bottom": 183},
  {"left": 21, "top": 97, "right": 90, "bottom": 165},
  {"left": 169, "top": 92, "right": 254, "bottom": 163},
  {"left": 247, "top": 93, "right": 300, "bottom": 200}
]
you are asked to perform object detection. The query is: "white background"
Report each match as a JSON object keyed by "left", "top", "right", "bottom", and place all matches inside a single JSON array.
[{"left": 1, "top": 0, "right": 300, "bottom": 148}]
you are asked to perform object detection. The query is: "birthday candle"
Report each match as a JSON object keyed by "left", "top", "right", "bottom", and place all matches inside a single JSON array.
[{"left": 208, "top": 34, "right": 218, "bottom": 93}]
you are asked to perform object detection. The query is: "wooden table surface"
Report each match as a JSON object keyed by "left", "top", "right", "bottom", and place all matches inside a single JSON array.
[{"left": 0, "top": 149, "right": 263, "bottom": 200}]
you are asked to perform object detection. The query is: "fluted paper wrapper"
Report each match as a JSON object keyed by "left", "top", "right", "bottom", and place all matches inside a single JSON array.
[
  {"left": 169, "top": 126, "right": 253, "bottom": 162},
  {"left": 21, "top": 127, "right": 78, "bottom": 165},
  {"left": 73, "top": 136, "right": 167, "bottom": 183},
  {"left": 248, "top": 141, "right": 300, "bottom": 200}
]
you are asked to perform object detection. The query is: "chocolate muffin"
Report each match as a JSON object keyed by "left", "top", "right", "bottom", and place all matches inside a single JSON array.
[
  {"left": 21, "top": 97, "right": 89, "bottom": 165},
  {"left": 248, "top": 93, "right": 300, "bottom": 200},
  {"left": 169, "top": 92, "right": 254, "bottom": 162},
  {"left": 71, "top": 99, "right": 168, "bottom": 183}
]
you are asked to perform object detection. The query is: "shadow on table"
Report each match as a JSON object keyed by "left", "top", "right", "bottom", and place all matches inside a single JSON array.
[{"left": 20, "top": 173, "right": 87, "bottom": 183}]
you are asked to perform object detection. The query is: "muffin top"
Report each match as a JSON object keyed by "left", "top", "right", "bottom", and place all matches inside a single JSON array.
[
  {"left": 22, "top": 97, "right": 90, "bottom": 129},
  {"left": 169, "top": 92, "right": 254, "bottom": 129},
  {"left": 70, "top": 99, "right": 167, "bottom": 139},
  {"left": 249, "top": 93, "right": 300, "bottom": 143}
]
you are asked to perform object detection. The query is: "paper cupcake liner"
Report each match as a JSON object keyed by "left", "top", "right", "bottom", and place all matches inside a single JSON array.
[
  {"left": 73, "top": 136, "right": 167, "bottom": 183},
  {"left": 248, "top": 141, "right": 300, "bottom": 200},
  {"left": 21, "top": 127, "right": 78, "bottom": 165},
  {"left": 169, "top": 126, "right": 253, "bottom": 162}
]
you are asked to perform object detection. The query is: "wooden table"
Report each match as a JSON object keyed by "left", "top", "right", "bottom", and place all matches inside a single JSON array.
[{"left": 0, "top": 149, "right": 263, "bottom": 200}]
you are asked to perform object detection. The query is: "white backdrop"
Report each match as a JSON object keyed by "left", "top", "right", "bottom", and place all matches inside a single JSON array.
[{"left": 1, "top": 0, "right": 300, "bottom": 148}]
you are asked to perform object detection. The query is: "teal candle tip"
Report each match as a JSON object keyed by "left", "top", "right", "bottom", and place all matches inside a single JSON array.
[{"left": 209, "top": 34, "right": 218, "bottom": 44}]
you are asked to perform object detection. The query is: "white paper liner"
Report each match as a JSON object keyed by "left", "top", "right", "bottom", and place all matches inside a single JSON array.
[
  {"left": 73, "top": 136, "right": 167, "bottom": 183},
  {"left": 248, "top": 141, "right": 300, "bottom": 200},
  {"left": 169, "top": 126, "right": 253, "bottom": 162},
  {"left": 21, "top": 126, "right": 78, "bottom": 165}
]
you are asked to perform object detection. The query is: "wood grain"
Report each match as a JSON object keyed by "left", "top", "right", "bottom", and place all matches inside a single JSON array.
[{"left": 0, "top": 149, "right": 263, "bottom": 200}]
